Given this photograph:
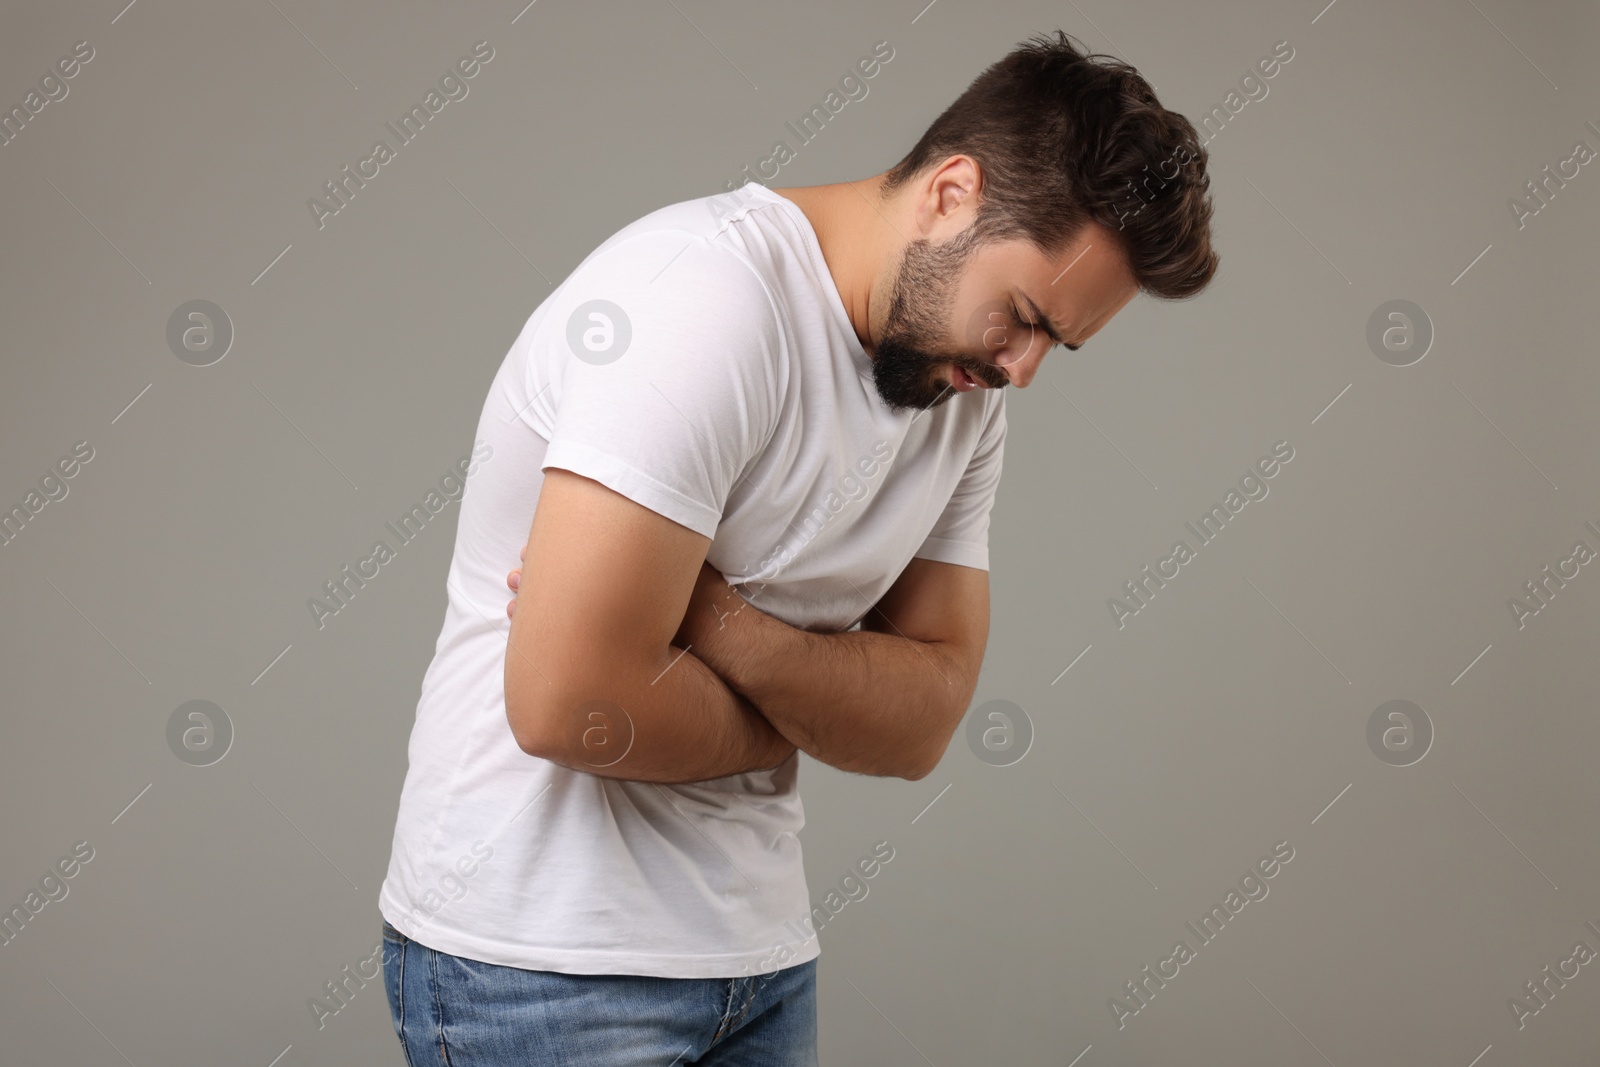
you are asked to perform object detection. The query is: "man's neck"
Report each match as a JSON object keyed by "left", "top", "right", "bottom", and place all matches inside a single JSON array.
[{"left": 768, "top": 175, "right": 894, "bottom": 355}]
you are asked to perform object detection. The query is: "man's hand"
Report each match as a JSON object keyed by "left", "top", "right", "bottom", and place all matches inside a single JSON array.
[{"left": 506, "top": 546, "right": 525, "bottom": 618}]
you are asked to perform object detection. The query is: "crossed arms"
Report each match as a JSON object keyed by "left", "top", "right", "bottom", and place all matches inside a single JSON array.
[{"left": 503, "top": 468, "right": 990, "bottom": 784}]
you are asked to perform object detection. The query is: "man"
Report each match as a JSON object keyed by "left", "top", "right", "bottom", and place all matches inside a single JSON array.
[{"left": 378, "top": 29, "right": 1216, "bottom": 1066}]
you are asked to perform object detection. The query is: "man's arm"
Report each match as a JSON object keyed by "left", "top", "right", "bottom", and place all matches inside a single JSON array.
[
  {"left": 691, "top": 557, "right": 990, "bottom": 781},
  {"left": 504, "top": 468, "right": 795, "bottom": 784}
]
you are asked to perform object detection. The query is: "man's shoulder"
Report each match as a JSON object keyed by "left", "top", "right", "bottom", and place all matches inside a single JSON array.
[
  {"left": 520, "top": 192, "right": 791, "bottom": 400},
  {"left": 610, "top": 182, "right": 780, "bottom": 247},
  {"left": 511, "top": 186, "right": 799, "bottom": 412},
  {"left": 579, "top": 185, "right": 782, "bottom": 276},
  {"left": 567, "top": 210, "right": 781, "bottom": 333}
]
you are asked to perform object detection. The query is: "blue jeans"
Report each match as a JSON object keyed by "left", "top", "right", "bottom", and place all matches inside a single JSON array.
[{"left": 381, "top": 918, "right": 818, "bottom": 1066}]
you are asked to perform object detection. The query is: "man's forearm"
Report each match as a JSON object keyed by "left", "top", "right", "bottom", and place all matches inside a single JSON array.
[
  {"left": 695, "top": 596, "right": 966, "bottom": 780},
  {"left": 511, "top": 641, "right": 795, "bottom": 785}
]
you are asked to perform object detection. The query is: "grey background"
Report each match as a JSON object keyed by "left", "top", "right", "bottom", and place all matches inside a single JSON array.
[{"left": 2, "top": 0, "right": 1596, "bottom": 1063}]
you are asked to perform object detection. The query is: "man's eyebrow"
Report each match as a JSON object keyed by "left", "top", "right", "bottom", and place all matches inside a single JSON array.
[{"left": 1019, "top": 291, "right": 1079, "bottom": 350}]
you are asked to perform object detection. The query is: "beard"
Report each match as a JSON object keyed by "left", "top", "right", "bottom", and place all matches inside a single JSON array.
[{"left": 869, "top": 227, "right": 1005, "bottom": 411}]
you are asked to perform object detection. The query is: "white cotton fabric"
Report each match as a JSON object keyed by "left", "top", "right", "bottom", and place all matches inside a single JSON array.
[{"left": 379, "top": 182, "right": 1005, "bottom": 977}]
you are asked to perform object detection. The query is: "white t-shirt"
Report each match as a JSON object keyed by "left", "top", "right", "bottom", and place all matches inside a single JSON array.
[{"left": 378, "top": 182, "right": 1006, "bottom": 979}]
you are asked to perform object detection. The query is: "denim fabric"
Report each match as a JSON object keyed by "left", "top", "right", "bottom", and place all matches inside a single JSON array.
[{"left": 381, "top": 918, "right": 818, "bottom": 1066}]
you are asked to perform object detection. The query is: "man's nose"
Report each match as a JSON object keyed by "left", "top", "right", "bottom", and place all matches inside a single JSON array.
[{"left": 989, "top": 329, "right": 1049, "bottom": 388}]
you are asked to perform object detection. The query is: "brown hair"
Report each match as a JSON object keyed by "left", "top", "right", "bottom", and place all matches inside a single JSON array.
[{"left": 880, "top": 30, "right": 1218, "bottom": 299}]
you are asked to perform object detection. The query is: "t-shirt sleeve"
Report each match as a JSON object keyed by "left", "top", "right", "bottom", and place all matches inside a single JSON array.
[
  {"left": 912, "top": 392, "right": 1007, "bottom": 571},
  {"left": 534, "top": 235, "right": 784, "bottom": 540}
]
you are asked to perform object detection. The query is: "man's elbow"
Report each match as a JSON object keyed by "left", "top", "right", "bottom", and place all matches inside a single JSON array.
[
  {"left": 900, "top": 760, "right": 934, "bottom": 782},
  {"left": 505, "top": 687, "right": 563, "bottom": 761},
  {"left": 508, "top": 662, "right": 654, "bottom": 767},
  {"left": 504, "top": 676, "right": 588, "bottom": 763},
  {"left": 898, "top": 735, "right": 951, "bottom": 781},
  {"left": 897, "top": 689, "right": 970, "bottom": 781}
]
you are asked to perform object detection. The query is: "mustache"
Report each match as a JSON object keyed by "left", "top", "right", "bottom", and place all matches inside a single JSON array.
[{"left": 947, "top": 358, "right": 1005, "bottom": 388}]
